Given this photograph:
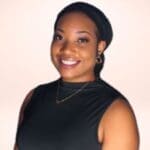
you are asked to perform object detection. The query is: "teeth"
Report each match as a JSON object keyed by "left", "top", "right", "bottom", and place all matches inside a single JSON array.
[{"left": 61, "top": 59, "right": 78, "bottom": 65}]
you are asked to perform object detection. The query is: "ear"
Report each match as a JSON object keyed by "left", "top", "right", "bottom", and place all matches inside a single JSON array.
[{"left": 97, "top": 41, "right": 106, "bottom": 54}]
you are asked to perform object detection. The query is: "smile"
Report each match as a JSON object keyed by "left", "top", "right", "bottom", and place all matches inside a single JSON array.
[
  {"left": 61, "top": 59, "right": 79, "bottom": 65},
  {"left": 59, "top": 58, "right": 80, "bottom": 67}
]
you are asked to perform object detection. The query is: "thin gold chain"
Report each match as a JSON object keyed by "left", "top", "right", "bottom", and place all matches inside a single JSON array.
[{"left": 56, "top": 81, "right": 89, "bottom": 104}]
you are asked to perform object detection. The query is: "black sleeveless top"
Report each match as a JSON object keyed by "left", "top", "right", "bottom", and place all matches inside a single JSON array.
[{"left": 16, "top": 78, "right": 125, "bottom": 150}]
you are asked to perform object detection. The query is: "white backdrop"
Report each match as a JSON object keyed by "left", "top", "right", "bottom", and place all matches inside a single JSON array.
[{"left": 0, "top": 0, "right": 150, "bottom": 149}]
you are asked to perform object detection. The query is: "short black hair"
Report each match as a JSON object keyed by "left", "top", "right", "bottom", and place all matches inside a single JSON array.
[{"left": 54, "top": 1, "right": 113, "bottom": 49}]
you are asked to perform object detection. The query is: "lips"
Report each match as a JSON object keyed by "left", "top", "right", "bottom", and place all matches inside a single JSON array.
[
  {"left": 61, "top": 59, "right": 78, "bottom": 65},
  {"left": 59, "top": 57, "right": 80, "bottom": 67}
]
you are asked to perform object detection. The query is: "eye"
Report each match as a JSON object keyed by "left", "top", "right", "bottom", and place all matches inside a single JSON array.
[
  {"left": 53, "top": 33, "right": 63, "bottom": 41},
  {"left": 78, "top": 38, "right": 89, "bottom": 44}
]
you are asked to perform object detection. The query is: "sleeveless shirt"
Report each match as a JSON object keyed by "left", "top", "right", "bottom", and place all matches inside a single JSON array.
[{"left": 16, "top": 78, "right": 125, "bottom": 150}]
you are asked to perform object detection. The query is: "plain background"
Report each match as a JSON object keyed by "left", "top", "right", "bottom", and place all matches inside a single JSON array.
[{"left": 0, "top": 0, "right": 150, "bottom": 149}]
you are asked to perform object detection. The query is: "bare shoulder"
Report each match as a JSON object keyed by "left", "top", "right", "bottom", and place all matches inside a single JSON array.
[
  {"left": 98, "top": 98, "right": 139, "bottom": 150},
  {"left": 22, "top": 89, "right": 34, "bottom": 108},
  {"left": 102, "top": 99, "right": 137, "bottom": 126},
  {"left": 18, "top": 89, "right": 35, "bottom": 126},
  {"left": 14, "top": 89, "right": 35, "bottom": 149}
]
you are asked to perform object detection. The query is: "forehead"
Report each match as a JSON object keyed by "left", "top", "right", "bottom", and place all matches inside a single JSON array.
[{"left": 56, "top": 12, "right": 98, "bottom": 34}]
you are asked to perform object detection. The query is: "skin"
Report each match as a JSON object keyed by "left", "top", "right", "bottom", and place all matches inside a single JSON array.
[
  {"left": 99, "top": 99, "right": 139, "bottom": 150},
  {"left": 14, "top": 11, "right": 139, "bottom": 150},
  {"left": 51, "top": 12, "right": 105, "bottom": 83}
]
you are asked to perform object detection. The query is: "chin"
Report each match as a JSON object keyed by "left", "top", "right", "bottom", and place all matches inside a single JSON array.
[{"left": 60, "top": 74, "right": 77, "bottom": 82}]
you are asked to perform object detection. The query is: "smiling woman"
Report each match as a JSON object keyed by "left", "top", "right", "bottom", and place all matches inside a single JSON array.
[
  {"left": 51, "top": 12, "right": 100, "bottom": 82},
  {"left": 14, "top": 2, "right": 139, "bottom": 150}
]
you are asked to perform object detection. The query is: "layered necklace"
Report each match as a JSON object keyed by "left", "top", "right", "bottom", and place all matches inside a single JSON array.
[{"left": 56, "top": 80, "right": 89, "bottom": 104}]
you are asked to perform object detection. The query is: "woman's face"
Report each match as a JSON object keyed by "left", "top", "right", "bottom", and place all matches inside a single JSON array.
[{"left": 51, "top": 12, "right": 104, "bottom": 82}]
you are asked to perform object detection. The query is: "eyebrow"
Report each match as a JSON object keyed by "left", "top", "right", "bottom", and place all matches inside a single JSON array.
[
  {"left": 55, "top": 28, "right": 64, "bottom": 33},
  {"left": 55, "top": 28, "right": 93, "bottom": 37},
  {"left": 76, "top": 31, "right": 93, "bottom": 37}
]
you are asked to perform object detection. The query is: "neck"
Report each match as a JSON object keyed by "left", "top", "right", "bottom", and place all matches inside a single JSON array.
[{"left": 61, "top": 76, "right": 96, "bottom": 83}]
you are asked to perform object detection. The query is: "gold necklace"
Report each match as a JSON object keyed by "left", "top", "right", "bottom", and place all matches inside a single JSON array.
[{"left": 56, "top": 80, "right": 89, "bottom": 104}]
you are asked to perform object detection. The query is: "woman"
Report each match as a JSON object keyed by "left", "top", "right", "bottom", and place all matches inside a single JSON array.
[{"left": 14, "top": 2, "right": 139, "bottom": 150}]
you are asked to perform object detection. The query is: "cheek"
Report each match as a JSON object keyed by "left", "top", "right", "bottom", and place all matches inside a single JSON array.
[
  {"left": 84, "top": 47, "right": 97, "bottom": 61},
  {"left": 51, "top": 42, "right": 61, "bottom": 56},
  {"left": 50, "top": 44, "right": 57, "bottom": 63},
  {"left": 82, "top": 50, "right": 97, "bottom": 68}
]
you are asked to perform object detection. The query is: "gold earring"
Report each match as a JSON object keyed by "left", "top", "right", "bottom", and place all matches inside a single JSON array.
[{"left": 96, "top": 51, "right": 102, "bottom": 64}]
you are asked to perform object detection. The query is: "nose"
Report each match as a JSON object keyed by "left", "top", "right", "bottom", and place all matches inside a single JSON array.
[{"left": 60, "top": 41, "right": 75, "bottom": 54}]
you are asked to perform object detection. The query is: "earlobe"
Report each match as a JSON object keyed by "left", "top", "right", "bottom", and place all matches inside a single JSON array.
[
  {"left": 96, "top": 41, "right": 106, "bottom": 64},
  {"left": 98, "top": 41, "right": 106, "bottom": 54},
  {"left": 96, "top": 51, "right": 102, "bottom": 64}
]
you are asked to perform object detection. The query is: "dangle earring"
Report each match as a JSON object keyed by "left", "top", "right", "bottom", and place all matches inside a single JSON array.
[{"left": 96, "top": 50, "right": 102, "bottom": 64}]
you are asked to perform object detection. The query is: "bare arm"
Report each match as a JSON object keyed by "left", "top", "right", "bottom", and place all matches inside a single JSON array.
[
  {"left": 13, "top": 89, "right": 34, "bottom": 150},
  {"left": 98, "top": 99, "right": 139, "bottom": 150}
]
